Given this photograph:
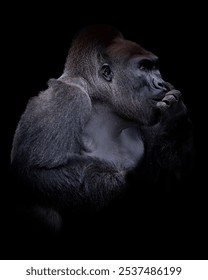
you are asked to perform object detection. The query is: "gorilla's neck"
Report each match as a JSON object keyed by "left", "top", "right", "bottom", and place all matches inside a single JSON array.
[
  {"left": 82, "top": 102, "right": 144, "bottom": 169},
  {"left": 92, "top": 102, "right": 136, "bottom": 135}
]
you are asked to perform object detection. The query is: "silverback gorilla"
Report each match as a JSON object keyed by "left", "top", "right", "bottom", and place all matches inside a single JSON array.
[{"left": 11, "top": 25, "right": 192, "bottom": 231}]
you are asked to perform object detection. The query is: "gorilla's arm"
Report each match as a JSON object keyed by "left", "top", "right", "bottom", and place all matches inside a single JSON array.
[
  {"left": 11, "top": 79, "right": 125, "bottom": 210},
  {"left": 140, "top": 88, "right": 193, "bottom": 184}
]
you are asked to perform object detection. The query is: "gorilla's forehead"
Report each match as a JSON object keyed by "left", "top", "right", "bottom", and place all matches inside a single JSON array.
[{"left": 107, "top": 38, "right": 152, "bottom": 59}]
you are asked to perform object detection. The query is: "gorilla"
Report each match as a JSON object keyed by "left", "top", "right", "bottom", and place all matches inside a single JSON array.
[{"left": 11, "top": 25, "right": 192, "bottom": 232}]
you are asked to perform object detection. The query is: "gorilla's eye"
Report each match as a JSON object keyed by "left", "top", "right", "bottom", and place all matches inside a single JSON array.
[
  {"left": 101, "top": 64, "right": 113, "bottom": 82},
  {"left": 139, "top": 59, "right": 154, "bottom": 71}
]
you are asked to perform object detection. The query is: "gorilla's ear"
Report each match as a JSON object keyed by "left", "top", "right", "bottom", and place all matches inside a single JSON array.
[{"left": 100, "top": 64, "right": 113, "bottom": 82}]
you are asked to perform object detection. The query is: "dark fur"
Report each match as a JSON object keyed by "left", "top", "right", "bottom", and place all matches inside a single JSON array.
[{"left": 11, "top": 25, "right": 192, "bottom": 231}]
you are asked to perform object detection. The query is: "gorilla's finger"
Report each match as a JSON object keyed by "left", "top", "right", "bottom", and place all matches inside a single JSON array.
[
  {"left": 156, "top": 101, "right": 169, "bottom": 111},
  {"left": 166, "top": 90, "right": 182, "bottom": 101},
  {"left": 164, "top": 82, "right": 175, "bottom": 91},
  {"left": 162, "top": 94, "right": 177, "bottom": 105}
]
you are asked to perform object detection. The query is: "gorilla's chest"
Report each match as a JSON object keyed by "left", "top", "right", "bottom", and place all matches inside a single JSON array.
[{"left": 81, "top": 109, "right": 144, "bottom": 169}]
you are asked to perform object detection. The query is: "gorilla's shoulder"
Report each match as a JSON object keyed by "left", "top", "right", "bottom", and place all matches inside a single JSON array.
[{"left": 25, "top": 78, "right": 92, "bottom": 120}]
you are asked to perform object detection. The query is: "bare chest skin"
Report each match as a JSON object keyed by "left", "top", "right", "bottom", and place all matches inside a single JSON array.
[{"left": 81, "top": 103, "right": 144, "bottom": 169}]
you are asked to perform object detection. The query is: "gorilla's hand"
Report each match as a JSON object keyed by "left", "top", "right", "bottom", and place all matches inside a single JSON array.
[
  {"left": 156, "top": 88, "right": 187, "bottom": 125},
  {"left": 154, "top": 87, "right": 191, "bottom": 142},
  {"left": 156, "top": 89, "right": 181, "bottom": 111}
]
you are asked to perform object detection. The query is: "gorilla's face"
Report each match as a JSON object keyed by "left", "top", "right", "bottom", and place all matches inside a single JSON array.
[
  {"left": 64, "top": 27, "right": 183, "bottom": 127},
  {"left": 98, "top": 37, "right": 170, "bottom": 125}
]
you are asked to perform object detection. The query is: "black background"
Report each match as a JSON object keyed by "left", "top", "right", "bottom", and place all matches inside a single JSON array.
[{"left": 1, "top": 5, "right": 207, "bottom": 260}]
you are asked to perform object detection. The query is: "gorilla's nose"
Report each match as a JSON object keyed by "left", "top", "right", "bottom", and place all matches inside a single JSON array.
[
  {"left": 157, "top": 81, "right": 164, "bottom": 88},
  {"left": 153, "top": 79, "right": 170, "bottom": 91}
]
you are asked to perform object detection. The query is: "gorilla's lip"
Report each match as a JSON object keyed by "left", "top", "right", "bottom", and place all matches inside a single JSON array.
[{"left": 152, "top": 93, "right": 166, "bottom": 101}]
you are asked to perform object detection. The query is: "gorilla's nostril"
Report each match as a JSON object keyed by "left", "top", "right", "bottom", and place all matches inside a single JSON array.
[
  {"left": 157, "top": 82, "right": 164, "bottom": 88},
  {"left": 153, "top": 79, "right": 165, "bottom": 89}
]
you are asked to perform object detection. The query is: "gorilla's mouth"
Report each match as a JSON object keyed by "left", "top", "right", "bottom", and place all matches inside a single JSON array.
[{"left": 152, "top": 92, "right": 166, "bottom": 102}]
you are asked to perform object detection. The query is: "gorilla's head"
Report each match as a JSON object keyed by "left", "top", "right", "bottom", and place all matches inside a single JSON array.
[{"left": 64, "top": 25, "right": 171, "bottom": 125}]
